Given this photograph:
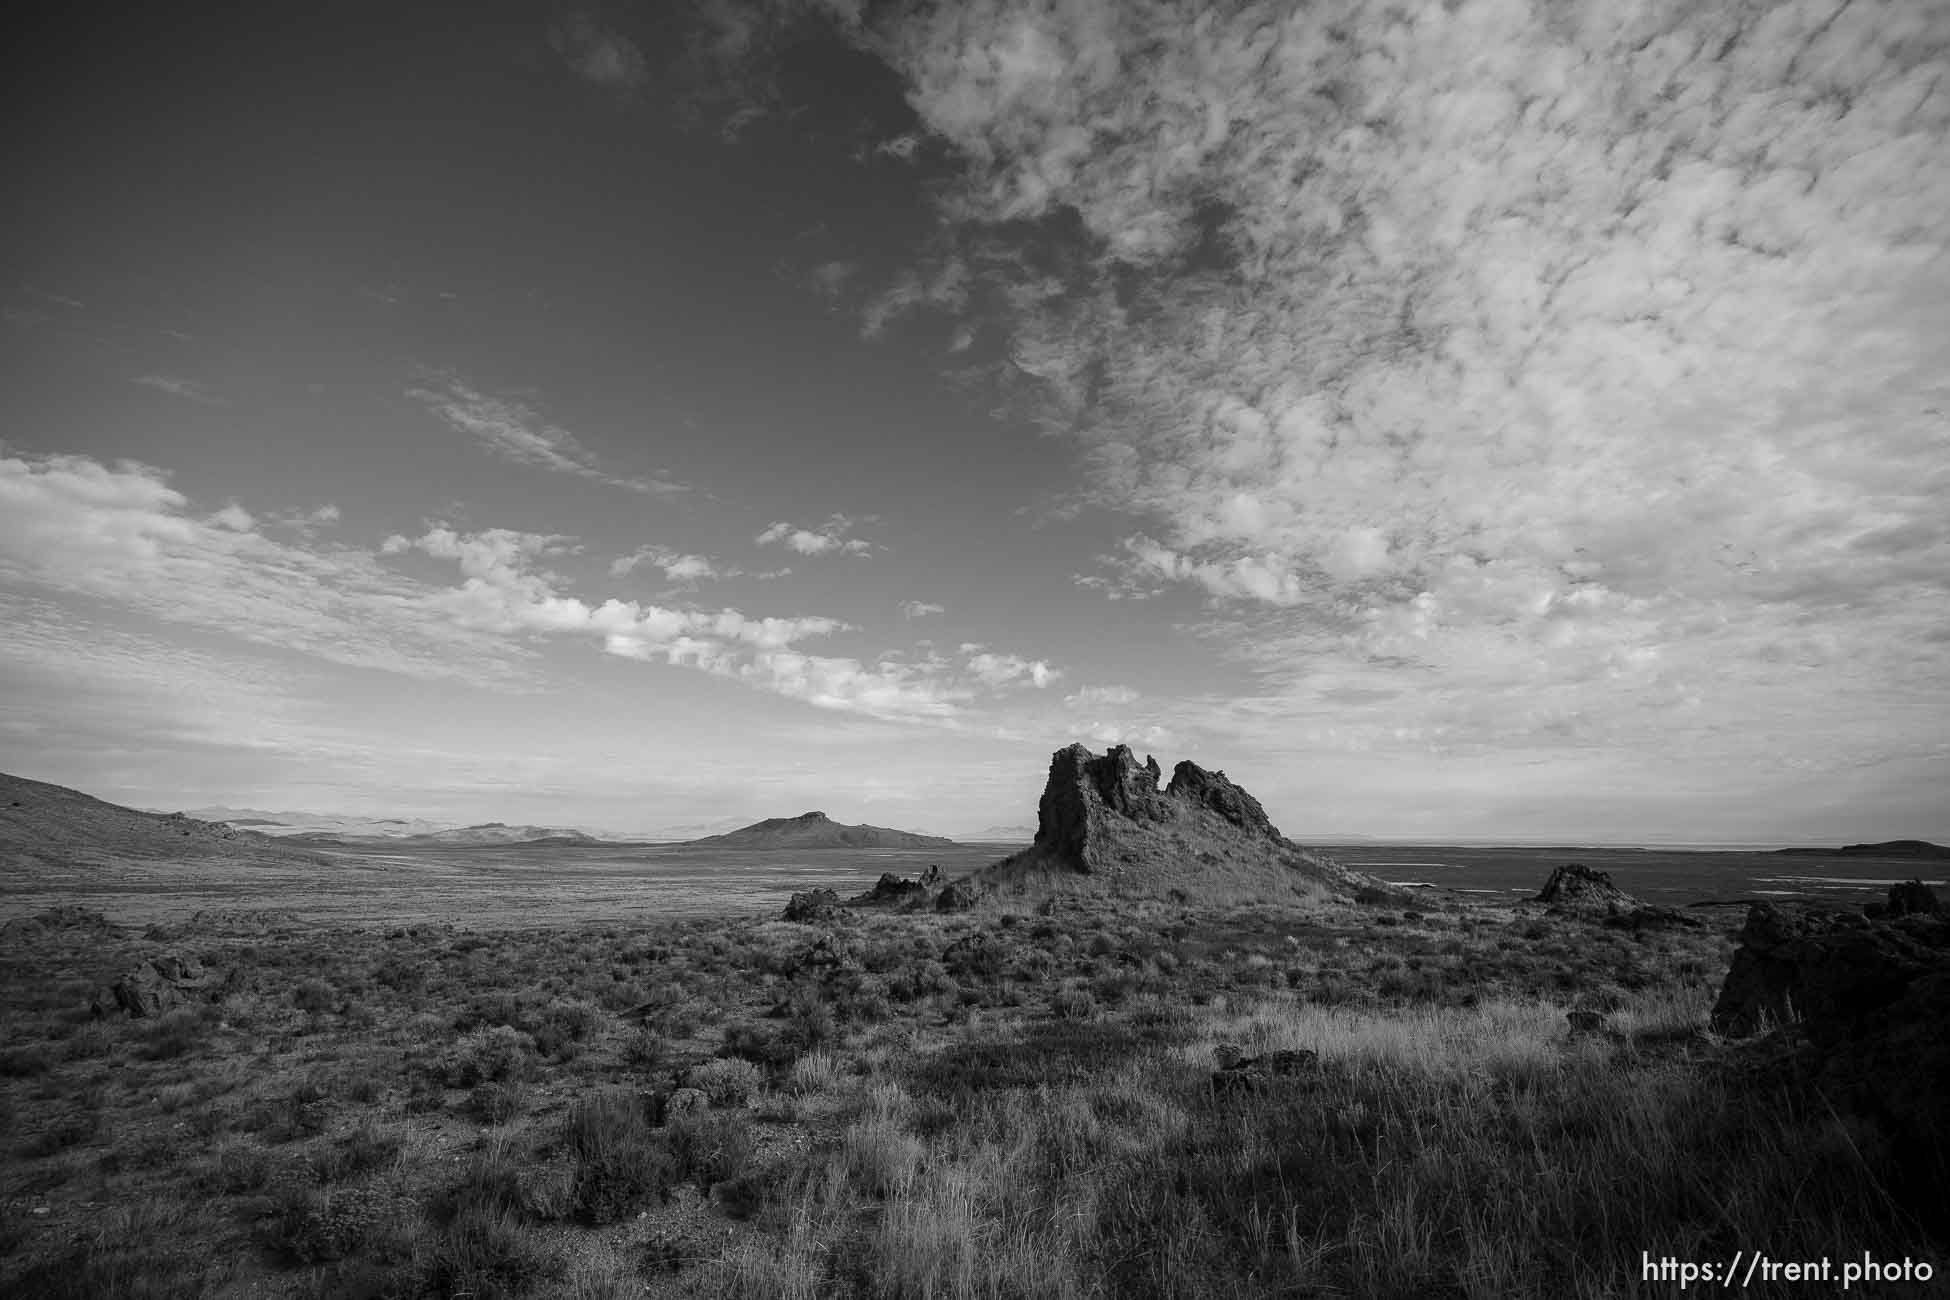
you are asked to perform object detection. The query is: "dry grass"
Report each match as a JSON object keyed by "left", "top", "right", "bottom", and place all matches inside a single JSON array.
[{"left": 0, "top": 894, "right": 1936, "bottom": 1299}]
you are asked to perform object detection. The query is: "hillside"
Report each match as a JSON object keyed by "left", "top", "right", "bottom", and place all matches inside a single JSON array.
[
  {"left": 681, "top": 811, "right": 955, "bottom": 850},
  {"left": 1, "top": 772, "right": 330, "bottom": 871}
]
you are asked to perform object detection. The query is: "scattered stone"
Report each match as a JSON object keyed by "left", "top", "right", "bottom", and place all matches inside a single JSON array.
[
  {"left": 89, "top": 954, "right": 224, "bottom": 1019},
  {"left": 1211, "top": 1048, "right": 1320, "bottom": 1093}
]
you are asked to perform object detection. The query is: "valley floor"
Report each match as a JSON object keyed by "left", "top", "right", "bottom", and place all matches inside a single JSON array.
[{"left": 0, "top": 893, "right": 1942, "bottom": 1298}]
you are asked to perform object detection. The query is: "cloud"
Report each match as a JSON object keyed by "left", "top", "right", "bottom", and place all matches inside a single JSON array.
[
  {"left": 964, "top": 648, "right": 1058, "bottom": 688},
  {"left": 610, "top": 545, "right": 734, "bottom": 585},
  {"left": 755, "top": 514, "right": 874, "bottom": 556},
  {"left": 549, "top": 11, "right": 650, "bottom": 99},
  {"left": 805, "top": 260, "right": 859, "bottom": 299},
  {"left": 899, "top": 599, "right": 945, "bottom": 618},
  {"left": 131, "top": 374, "right": 226, "bottom": 406},
  {"left": 407, "top": 371, "right": 687, "bottom": 496},
  {"left": 1065, "top": 684, "right": 1137, "bottom": 708},
  {"left": 0, "top": 450, "right": 530, "bottom": 682},
  {"left": 821, "top": 0, "right": 1950, "bottom": 806}
]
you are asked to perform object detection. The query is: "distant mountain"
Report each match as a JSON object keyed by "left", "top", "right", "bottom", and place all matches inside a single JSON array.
[
  {"left": 178, "top": 806, "right": 457, "bottom": 838},
  {"left": 680, "top": 811, "right": 956, "bottom": 850},
  {"left": 410, "top": 823, "right": 599, "bottom": 846},
  {"left": 1775, "top": 840, "right": 1950, "bottom": 860},
  {"left": 290, "top": 822, "right": 602, "bottom": 848},
  {"left": 3, "top": 772, "right": 328, "bottom": 868},
  {"left": 965, "top": 824, "right": 1037, "bottom": 842}
]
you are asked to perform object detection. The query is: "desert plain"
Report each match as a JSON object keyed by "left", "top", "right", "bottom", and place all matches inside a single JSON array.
[{"left": 1, "top": 753, "right": 1946, "bottom": 1299}]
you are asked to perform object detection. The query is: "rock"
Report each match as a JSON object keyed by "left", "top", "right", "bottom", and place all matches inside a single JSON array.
[
  {"left": 1211, "top": 1048, "right": 1319, "bottom": 1093},
  {"left": 1535, "top": 864, "right": 1638, "bottom": 915},
  {"left": 849, "top": 872, "right": 929, "bottom": 908},
  {"left": 782, "top": 889, "right": 842, "bottom": 924},
  {"left": 920, "top": 865, "right": 944, "bottom": 888},
  {"left": 1710, "top": 902, "right": 1950, "bottom": 1198},
  {"left": 89, "top": 954, "right": 223, "bottom": 1019},
  {"left": 1164, "top": 761, "right": 1280, "bottom": 839},
  {"left": 1887, "top": 879, "right": 1941, "bottom": 917},
  {"left": 934, "top": 879, "right": 985, "bottom": 913},
  {"left": 973, "top": 742, "right": 1395, "bottom": 902}
]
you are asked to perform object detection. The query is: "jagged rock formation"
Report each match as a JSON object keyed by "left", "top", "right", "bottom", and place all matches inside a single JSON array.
[
  {"left": 685, "top": 811, "right": 954, "bottom": 850},
  {"left": 1711, "top": 902, "right": 1950, "bottom": 1205},
  {"left": 782, "top": 889, "right": 843, "bottom": 924},
  {"left": 969, "top": 743, "right": 1395, "bottom": 904},
  {"left": 1535, "top": 864, "right": 1636, "bottom": 914},
  {"left": 1533, "top": 863, "right": 1700, "bottom": 930}
]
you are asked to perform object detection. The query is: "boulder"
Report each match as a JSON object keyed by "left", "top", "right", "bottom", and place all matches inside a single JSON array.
[
  {"left": 89, "top": 954, "right": 223, "bottom": 1019},
  {"left": 1710, "top": 902, "right": 1950, "bottom": 1197},
  {"left": 782, "top": 889, "right": 842, "bottom": 924},
  {"left": 934, "top": 879, "right": 985, "bottom": 913}
]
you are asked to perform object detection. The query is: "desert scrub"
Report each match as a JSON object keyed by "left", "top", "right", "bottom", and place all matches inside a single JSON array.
[
  {"left": 266, "top": 1182, "right": 405, "bottom": 1264},
  {"left": 445, "top": 1025, "right": 536, "bottom": 1087},
  {"left": 843, "top": 1115, "right": 925, "bottom": 1199},
  {"left": 667, "top": 1108, "right": 760, "bottom": 1191},
  {"left": 563, "top": 1089, "right": 678, "bottom": 1224},
  {"left": 688, "top": 1056, "right": 763, "bottom": 1107},
  {"left": 468, "top": 1080, "right": 529, "bottom": 1125}
]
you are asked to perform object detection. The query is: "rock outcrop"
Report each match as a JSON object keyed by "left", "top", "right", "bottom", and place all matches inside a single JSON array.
[
  {"left": 782, "top": 889, "right": 843, "bottom": 924},
  {"left": 89, "top": 954, "right": 226, "bottom": 1019},
  {"left": 970, "top": 743, "right": 1395, "bottom": 904},
  {"left": 1533, "top": 863, "right": 1699, "bottom": 929},
  {"left": 1535, "top": 864, "right": 1636, "bottom": 914},
  {"left": 1710, "top": 902, "right": 1950, "bottom": 1199}
]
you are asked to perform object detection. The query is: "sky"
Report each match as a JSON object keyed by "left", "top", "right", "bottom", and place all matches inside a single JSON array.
[{"left": 2, "top": 0, "right": 1946, "bottom": 844}]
